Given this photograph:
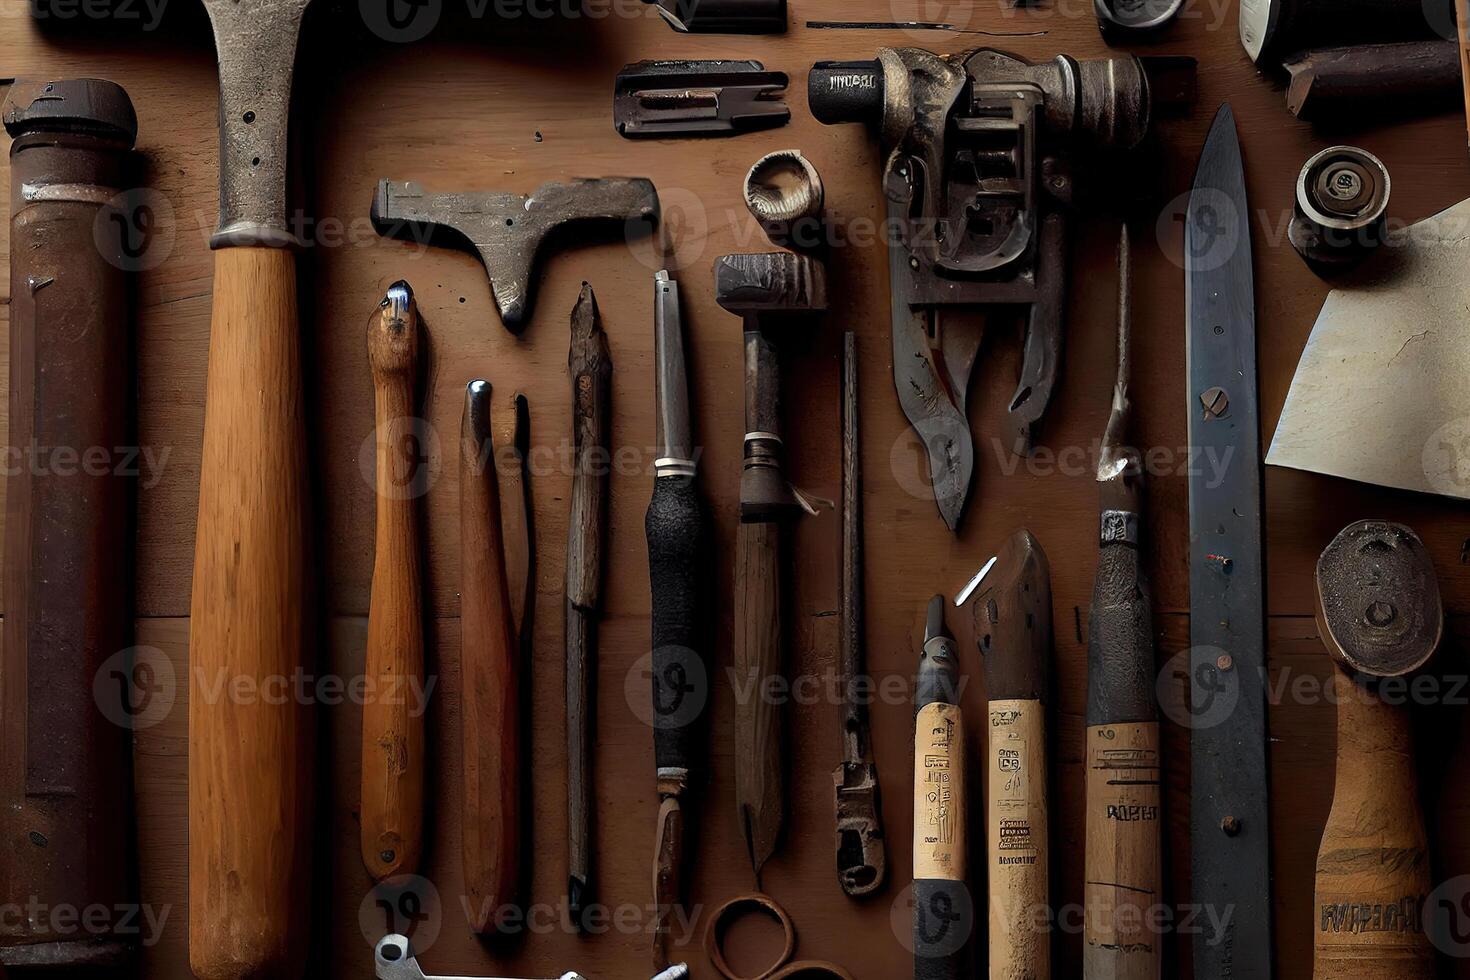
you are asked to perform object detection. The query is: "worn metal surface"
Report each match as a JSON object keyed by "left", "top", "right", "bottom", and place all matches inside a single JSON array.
[
  {"left": 614, "top": 60, "right": 789, "bottom": 139},
  {"left": 1186, "top": 103, "right": 1274, "bottom": 980},
  {"left": 0, "top": 77, "right": 139, "bottom": 973},
  {"left": 202, "top": 0, "right": 313, "bottom": 248},
  {"left": 374, "top": 934, "right": 690, "bottom": 980},
  {"left": 371, "top": 178, "right": 659, "bottom": 333},
  {"left": 833, "top": 332, "right": 885, "bottom": 899}
]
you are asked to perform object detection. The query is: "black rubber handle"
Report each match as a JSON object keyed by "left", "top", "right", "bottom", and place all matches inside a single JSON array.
[
  {"left": 807, "top": 60, "right": 884, "bottom": 125},
  {"left": 646, "top": 475, "right": 710, "bottom": 771},
  {"left": 914, "top": 878, "right": 973, "bottom": 980},
  {"left": 1085, "top": 541, "right": 1157, "bottom": 727}
]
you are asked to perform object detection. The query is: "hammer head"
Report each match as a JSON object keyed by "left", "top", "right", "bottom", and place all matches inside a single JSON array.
[
  {"left": 713, "top": 251, "right": 828, "bottom": 322},
  {"left": 372, "top": 178, "right": 659, "bottom": 333}
]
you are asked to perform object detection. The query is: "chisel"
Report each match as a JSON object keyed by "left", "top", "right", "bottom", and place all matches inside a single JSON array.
[
  {"left": 913, "top": 596, "right": 971, "bottom": 980},
  {"left": 361, "top": 282, "right": 426, "bottom": 882}
]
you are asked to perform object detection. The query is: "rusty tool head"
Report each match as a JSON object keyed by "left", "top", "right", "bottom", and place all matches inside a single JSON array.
[
  {"left": 201, "top": 0, "right": 314, "bottom": 248},
  {"left": 371, "top": 178, "right": 659, "bottom": 334},
  {"left": 713, "top": 250, "right": 827, "bottom": 323},
  {"left": 1316, "top": 521, "right": 1443, "bottom": 680}
]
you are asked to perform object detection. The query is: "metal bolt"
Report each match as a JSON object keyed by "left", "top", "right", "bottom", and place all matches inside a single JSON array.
[
  {"left": 1327, "top": 166, "right": 1363, "bottom": 201},
  {"left": 1216, "top": 654, "right": 1234, "bottom": 672},
  {"left": 1221, "top": 815, "right": 1242, "bottom": 837},
  {"left": 1365, "top": 601, "right": 1397, "bottom": 627},
  {"left": 1200, "top": 386, "right": 1229, "bottom": 420},
  {"left": 380, "top": 849, "right": 396, "bottom": 865}
]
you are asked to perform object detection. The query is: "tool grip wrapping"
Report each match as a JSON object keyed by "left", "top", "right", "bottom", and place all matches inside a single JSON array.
[
  {"left": 646, "top": 476, "right": 709, "bottom": 773},
  {"left": 1085, "top": 541, "right": 1157, "bottom": 728},
  {"left": 189, "top": 245, "right": 311, "bottom": 979}
]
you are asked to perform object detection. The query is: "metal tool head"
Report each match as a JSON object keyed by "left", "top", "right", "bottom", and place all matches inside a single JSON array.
[
  {"left": 201, "top": 0, "right": 314, "bottom": 248},
  {"left": 614, "top": 60, "right": 790, "bottom": 139},
  {"left": 713, "top": 251, "right": 828, "bottom": 322},
  {"left": 1315, "top": 521, "right": 1443, "bottom": 680},
  {"left": 833, "top": 761, "right": 885, "bottom": 896},
  {"left": 372, "top": 178, "right": 660, "bottom": 333},
  {"left": 2, "top": 78, "right": 137, "bottom": 144}
]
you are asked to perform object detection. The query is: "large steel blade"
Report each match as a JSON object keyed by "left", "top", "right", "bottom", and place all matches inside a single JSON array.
[{"left": 1185, "top": 103, "right": 1273, "bottom": 980}]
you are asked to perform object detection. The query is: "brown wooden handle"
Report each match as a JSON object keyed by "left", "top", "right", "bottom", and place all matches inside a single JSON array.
[
  {"left": 1459, "top": 0, "right": 1470, "bottom": 148},
  {"left": 734, "top": 520, "right": 783, "bottom": 875},
  {"left": 189, "top": 246, "right": 310, "bottom": 980},
  {"left": 460, "top": 381, "right": 522, "bottom": 933},
  {"left": 1313, "top": 671, "right": 1432, "bottom": 978},
  {"left": 361, "top": 283, "right": 425, "bottom": 882},
  {"left": 1083, "top": 721, "right": 1163, "bottom": 980}
]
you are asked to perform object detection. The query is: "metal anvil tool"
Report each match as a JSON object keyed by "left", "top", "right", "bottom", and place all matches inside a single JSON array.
[
  {"left": 372, "top": 178, "right": 660, "bottom": 334},
  {"left": 809, "top": 48, "right": 1195, "bottom": 531},
  {"left": 374, "top": 935, "right": 689, "bottom": 980}
]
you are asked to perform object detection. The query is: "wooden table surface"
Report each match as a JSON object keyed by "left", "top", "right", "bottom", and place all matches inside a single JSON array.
[{"left": 5, "top": 1, "right": 1470, "bottom": 976}]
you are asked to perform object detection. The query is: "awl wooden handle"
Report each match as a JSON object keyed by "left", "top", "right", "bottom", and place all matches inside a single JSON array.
[
  {"left": 189, "top": 245, "right": 310, "bottom": 979},
  {"left": 734, "top": 520, "right": 783, "bottom": 876},
  {"left": 460, "top": 381, "right": 523, "bottom": 933},
  {"left": 361, "top": 282, "right": 426, "bottom": 881}
]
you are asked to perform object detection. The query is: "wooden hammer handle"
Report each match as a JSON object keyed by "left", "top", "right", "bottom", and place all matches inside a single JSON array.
[
  {"left": 361, "top": 283, "right": 426, "bottom": 881},
  {"left": 1313, "top": 672, "right": 1433, "bottom": 978},
  {"left": 189, "top": 245, "right": 310, "bottom": 979},
  {"left": 734, "top": 520, "right": 784, "bottom": 876},
  {"left": 460, "top": 382, "right": 522, "bottom": 933}
]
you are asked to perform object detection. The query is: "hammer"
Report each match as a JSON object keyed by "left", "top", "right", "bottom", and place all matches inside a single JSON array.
[
  {"left": 714, "top": 251, "right": 827, "bottom": 879},
  {"left": 1313, "top": 520, "right": 1440, "bottom": 979},
  {"left": 189, "top": 0, "right": 315, "bottom": 976},
  {"left": 371, "top": 179, "right": 659, "bottom": 333}
]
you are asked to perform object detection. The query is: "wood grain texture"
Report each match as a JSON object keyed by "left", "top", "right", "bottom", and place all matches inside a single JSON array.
[
  {"left": 458, "top": 383, "right": 521, "bottom": 934},
  {"left": 188, "top": 245, "right": 310, "bottom": 980},
  {"left": 9, "top": 5, "right": 1470, "bottom": 977},
  {"left": 734, "top": 519, "right": 783, "bottom": 877},
  {"left": 1312, "top": 672, "right": 1433, "bottom": 978},
  {"left": 1285, "top": 41, "right": 1463, "bottom": 120},
  {"left": 361, "top": 284, "right": 426, "bottom": 881}
]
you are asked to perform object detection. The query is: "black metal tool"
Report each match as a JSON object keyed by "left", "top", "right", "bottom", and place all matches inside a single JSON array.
[
  {"left": 833, "top": 332, "right": 885, "bottom": 899},
  {"left": 1095, "top": 0, "right": 1184, "bottom": 40},
  {"left": 646, "top": 269, "right": 711, "bottom": 967},
  {"left": 1187, "top": 104, "right": 1273, "bottom": 980},
  {"left": 615, "top": 61, "right": 789, "bottom": 139},
  {"left": 1084, "top": 226, "right": 1163, "bottom": 979},
  {"left": 1288, "top": 145, "right": 1391, "bottom": 273},
  {"left": 640, "top": 0, "right": 786, "bottom": 33},
  {"left": 809, "top": 48, "right": 1191, "bottom": 532}
]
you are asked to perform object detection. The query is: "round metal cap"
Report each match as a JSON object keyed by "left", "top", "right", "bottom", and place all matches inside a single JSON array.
[{"left": 3, "top": 78, "right": 138, "bottom": 145}]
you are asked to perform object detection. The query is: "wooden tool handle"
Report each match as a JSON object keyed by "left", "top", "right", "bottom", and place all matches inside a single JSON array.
[
  {"left": 1084, "top": 540, "right": 1162, "bottom": 980},
  {"left": 361, "top": 283, "right": 425, "bottom": 882},
  {"left": 189, "top": 245, "right": 310, "bottom": 979},
  {"left": 1313, "top": 672, "right": 1432, "bottom": 978},
  {"left": 734, "top": 520, "right": 783, "bottom": 875},
  {"left": 1284, "top": 40, "right": 1462, "bottom": 119},
  {"left": 978, "top": 530, "right": 1053, "bottom": 980},
  {"left": 1459, "top": 0, "right": 1470, "bottom": 149},
  {"left": 460, "top": 382, "right": 522, "bottom": 934}
]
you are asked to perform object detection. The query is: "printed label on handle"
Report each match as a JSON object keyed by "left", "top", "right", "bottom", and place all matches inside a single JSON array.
[
  {"left": 989, "top": 698, "right": 1050, "bottom": 976},
  {"left": 1084, "top": 722, "right": 1162, "bottom": 973},
  {"left": 914, "top": 702, "right": 966, "bottom": 883}
]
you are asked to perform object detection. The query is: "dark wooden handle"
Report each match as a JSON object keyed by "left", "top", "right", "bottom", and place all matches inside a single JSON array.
[
  {"left": 361, "top": 286, "right": 425, "bottom": 882},
  {"left": 1313, "top": 672, "right": 1432, "bottom": 978},
  {"left": 1084, "top": 539, "right": 1161, "bottom": 980},
  {"left": 1285, "top": 40, "right": 1462, "bottom": 119},
  {"left": 734, "top": 520, "right": 783, "bottom": 874},
  {"left": 189, "top": 246, "right": 310, "bottom": 979},
  {"left": 459, "top": 382, "right": 522, "bottom": 934}
]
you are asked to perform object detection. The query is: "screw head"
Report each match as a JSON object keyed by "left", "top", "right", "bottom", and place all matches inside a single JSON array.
[
  {"left": 1216, "top": 654, "right": 1234, "bottom": 672},
  {"left": 1200, "top": 386, "right": 1229, "bottom": 420},
  {"left": 1221, "top": 815, "right": 1242, "bottom": 836}
]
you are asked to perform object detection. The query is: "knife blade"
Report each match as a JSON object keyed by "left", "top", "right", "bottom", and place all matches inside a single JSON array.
[{"left": 1186, "top": 102, "right": 1273, "bottom": 980}]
